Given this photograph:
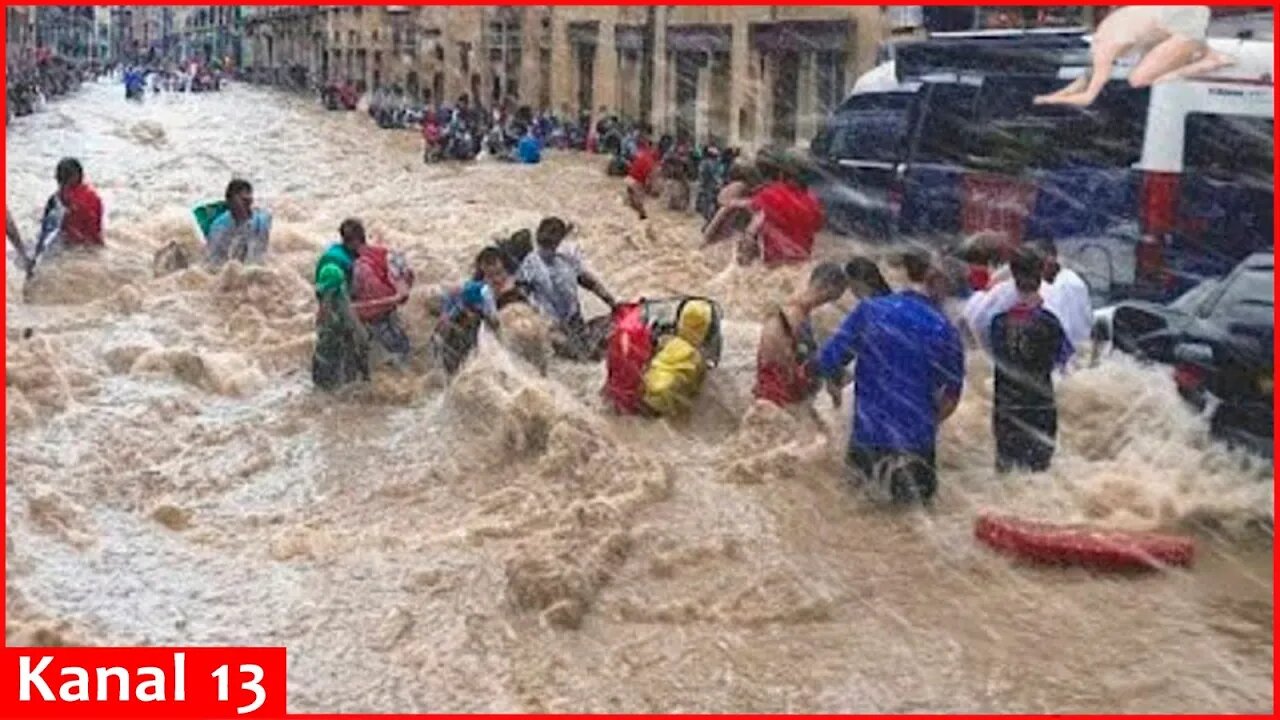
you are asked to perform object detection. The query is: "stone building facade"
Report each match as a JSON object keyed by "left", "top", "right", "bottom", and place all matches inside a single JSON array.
[
  {"left": 27, "top": 6, "right": 97, "bottom": 61},
  {"left": 177, "top": 6, "right": 247, "bottom": 66},
  {"left": 108, "top": 7, "right": 136, "bottom": 61},
  {"left": 5, "top": 6, "right": 39, "bottom": 67},
  {"left": 8, "top": 5, "right": 119, "bottom": 65},
  {"left": 111, "top": 7, "right": 166, "bottom": 62},
  {"left": 245, "top": 5, "right": 906, "bottom": 149},
  {"left": 602, "top": 5, "right": 889, "bottom": 148},
  {"left": 247, "top": 5, "right": 497, "bottom": 103}
]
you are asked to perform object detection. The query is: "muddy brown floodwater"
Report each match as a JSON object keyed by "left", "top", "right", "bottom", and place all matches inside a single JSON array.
[{"left": 5, "top": 81, "right": 1274, "bottom": 713}]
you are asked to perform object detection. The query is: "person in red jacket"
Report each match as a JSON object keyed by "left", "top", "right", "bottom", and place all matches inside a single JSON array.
[
  {"left": 739, "top": 153, "right": 823, "bottom": 267},
  {"left": 52, "top": 157, "right": 104, "bottom": 249},
  {"left": 421, "top": 110, "right": 444, "bottom": 162},
  {"left": 624, "top": 130, "right": 659, "bottom": 221}
]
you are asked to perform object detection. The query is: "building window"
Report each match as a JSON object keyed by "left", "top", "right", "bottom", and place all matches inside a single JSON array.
[
  {"left": 539, "top": 48, "right": 551, "bottom": 109},
  {"left": 886, "top": 6, "right": 923, "bottom": 31},
  {"left": 815, "top": 51, "right": 846, "bottom": 115}
]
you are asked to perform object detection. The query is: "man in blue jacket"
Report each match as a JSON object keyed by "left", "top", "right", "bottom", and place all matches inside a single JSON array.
[
  {"left": 517, "top": 125, "right": 542, "bottom": 164},
  {"left": 813, "top": 250, "right": 965, "bottom": 505}
]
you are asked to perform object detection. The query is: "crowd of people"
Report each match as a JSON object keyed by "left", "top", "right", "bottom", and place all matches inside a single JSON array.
[
  {"left": 6, "top": 52, "right": 91, "bottom": 120},
  {"left": 328, "top": 82, "right": 746, "bottom": 183},
  {"left": 123, "top": 62, "right": 225, "bottom": 100},
  {"left": 307, "top": 117, "right": 1084, "bottom": 504},
  {"left": 5, "top": 49, "right": 228, "bottom": 119},
  {"left": 411, "top": 96, "right": 601, "bottom": 164},
  {"left": 10, "top": 79, "right": 1093, "bottom": 511}
]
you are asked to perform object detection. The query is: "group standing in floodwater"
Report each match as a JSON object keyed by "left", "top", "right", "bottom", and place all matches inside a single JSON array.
[{"left": 9, "top": 137, "right": 1092, "bottom": 509}]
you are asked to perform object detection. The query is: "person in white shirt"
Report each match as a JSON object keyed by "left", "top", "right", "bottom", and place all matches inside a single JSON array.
[
  {"left": 963, "top": 240, "right": 1093, "bottom": 356},
  {"left": 1038, "top": 240, "right": 1093, "bottom": 352}
]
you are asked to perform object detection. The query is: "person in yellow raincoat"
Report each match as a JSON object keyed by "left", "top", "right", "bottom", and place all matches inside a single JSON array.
[{"left": 642, "top": 299, "right": 714, "bottom": 417}]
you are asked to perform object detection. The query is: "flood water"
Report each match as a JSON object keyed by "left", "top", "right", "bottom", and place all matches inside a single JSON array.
[{"left": 5, "top": 80, "right": 1273, "bottom": 713}]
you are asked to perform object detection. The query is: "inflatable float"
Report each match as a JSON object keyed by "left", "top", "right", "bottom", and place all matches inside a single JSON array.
[{"left": 975, "top": 513, "right": 1195, "bottom": 571}]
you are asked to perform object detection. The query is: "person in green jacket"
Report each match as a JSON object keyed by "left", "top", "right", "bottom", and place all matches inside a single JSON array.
[{"left": 312, "top": 218, "right": 371, "bottom": 390}]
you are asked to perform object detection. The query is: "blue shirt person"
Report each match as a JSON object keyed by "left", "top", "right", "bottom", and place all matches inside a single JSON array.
[
  {"left": 814, "top": 255, "right": 965, "bottom": 504},
  {"left": 206, "top": 179, "right": 272, "bottom": 267},
  {"left": 517, "top": 131, "right": 542, "bottom": 164}
]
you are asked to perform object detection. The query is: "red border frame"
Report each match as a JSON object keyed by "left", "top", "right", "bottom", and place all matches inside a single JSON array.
[{"left": 1, "top": 1, "right": 1275, "bottom": 718}]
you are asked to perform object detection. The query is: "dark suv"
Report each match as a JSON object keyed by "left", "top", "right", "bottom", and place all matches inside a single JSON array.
[{"left": 1094, "top": 253, "right": 1274, "bottom": 456}]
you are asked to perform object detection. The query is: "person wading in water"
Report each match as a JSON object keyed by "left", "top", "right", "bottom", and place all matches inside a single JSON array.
[
  {"left": 312, "top": 219, "right": 371, "bottom": 390},
  {"left": 814, "top": 250, "right": 966, "bottom": 506},
  {"left": 753, "top": 262, "right": 849, "bottom": 407},
  {"left": 989, "top": 246, "right": 1072, "bottom": 473}
]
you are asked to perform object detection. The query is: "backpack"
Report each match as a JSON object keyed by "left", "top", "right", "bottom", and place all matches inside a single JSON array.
[
  {"left": 602, "top": 296, "right": 724, "bottom": 414},
  {"left": 602, "top": 302, "right": 654, "bottom": 414},
  {"left": 353, "top": 246, "right": 414, "bottom": 322}
]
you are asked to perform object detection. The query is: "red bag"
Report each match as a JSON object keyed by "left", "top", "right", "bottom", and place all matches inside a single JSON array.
[
  {"left": 353, "top": 246, "right": 412, "bottom": 322},
  {"left": 602, "top": 302, "right": 654, "bottom": 414}
]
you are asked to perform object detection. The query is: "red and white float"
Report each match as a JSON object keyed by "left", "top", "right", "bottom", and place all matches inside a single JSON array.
[{"left": 975, "top": 513, "right": 1195, "bottom": 571}]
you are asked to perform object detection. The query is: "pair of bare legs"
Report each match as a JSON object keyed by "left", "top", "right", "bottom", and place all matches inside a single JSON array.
[
  {"left": 1034, "top": 34, "right": 1234, "bottom": 107},
  {"left": 625, "top": 176, "right": 656, "bottom": 220}
]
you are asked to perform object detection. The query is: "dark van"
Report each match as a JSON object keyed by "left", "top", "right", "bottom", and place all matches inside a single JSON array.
[{"left": 810, "top": 32, "right": 1274, "bottom": 303}]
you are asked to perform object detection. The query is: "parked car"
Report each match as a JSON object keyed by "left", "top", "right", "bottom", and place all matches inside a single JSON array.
[
  {"left": 1093, "top": 252, "right": 1273, "bottom": 456},
  {"left": 811, "top": 29, "right": 1274, "bottom": 305}
]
